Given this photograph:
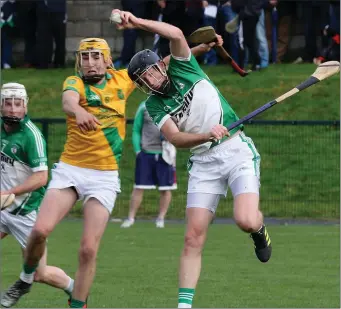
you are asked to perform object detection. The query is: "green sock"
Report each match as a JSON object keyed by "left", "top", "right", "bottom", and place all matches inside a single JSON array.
[
  {"left": 70, "top": 298, "right": 86, "bottom": 308},
  {"left": 23, "top": 263, "right": 38, "bottom": 274},
  {"left": 178, "top": 288, "right": 195, "bottom": 308},
  {"left": 20, "top": 263, "right": 38, "bottom": 284}
]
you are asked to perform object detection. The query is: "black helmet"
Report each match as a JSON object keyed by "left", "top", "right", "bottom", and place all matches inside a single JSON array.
[
  {"left": 128, "top": 49, "right": 161, "bottom": 81},
  {"left": 128, "top": 49, "right": 170, "bottom": 95}
]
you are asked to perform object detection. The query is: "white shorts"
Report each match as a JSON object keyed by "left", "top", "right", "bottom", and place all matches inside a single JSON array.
[
  {"left": 187, "top": 131, "right": 261, "bottom": 197},
  {"left": 48, "top": 161, "right": 121, "bottom": 214},
  {"left": 0, "top": 210, "right": 37, "bottom": 248}
]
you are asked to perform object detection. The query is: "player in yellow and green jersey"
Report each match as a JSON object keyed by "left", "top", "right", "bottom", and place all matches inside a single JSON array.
[
  {"left": 3, "top": 38, "right": 135, "bottom": 309},
  {"left": 4, "top": 37, "right": 222, "bottom": 308}
]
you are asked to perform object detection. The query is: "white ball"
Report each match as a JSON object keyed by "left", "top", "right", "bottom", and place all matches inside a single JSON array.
[{"left": 110, "top": 12, "right": 122, "bottom": 24}]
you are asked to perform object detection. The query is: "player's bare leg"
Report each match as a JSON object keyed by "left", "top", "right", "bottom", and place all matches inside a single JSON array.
[
  {"left": 156, "top": 190, "right": 172, "bottom": 228},
  {"left": 233, "top": 192, "right": 272, "bottom": 263},
  {"left": 24, "top": 188, "right": 77, "bottom": 272},
  {"left": 34, "top": 246, "right": 74, "bottom": 294},
  {"left": 128, "top": 188, "right": 144, "bottom": 219},
  {"left": 121, "top": 188, "right": 144, "bottom": 228},
  {"left": 70, "top": 198, "right": 110, "bottom": 307},
  {"left": 1, "top": 232, "right": 8, "bottom": 239},
  {"left": 233, "top": 193, "right": 262, "bottom": 232},
  {"left": 178, "top": 207, "right": 213, "bottom": 308},
  {"left": 0, "top": 188, "right": 76, "bottom": 308}
]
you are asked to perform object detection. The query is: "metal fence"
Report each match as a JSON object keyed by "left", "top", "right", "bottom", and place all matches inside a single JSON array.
[{"left": 33, "top": 118, "right": 340, "bottom": 219}]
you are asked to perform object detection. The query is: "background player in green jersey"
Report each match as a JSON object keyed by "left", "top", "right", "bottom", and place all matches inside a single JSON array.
[
  {"left": 0, "top": 83, "right": 74, "bottom": 308},
  {"left": 112, "top": 8, "right": 272, "bottom": 308},
  {"left": 121, "top": 100, "right": 177, "bottom": 229}
]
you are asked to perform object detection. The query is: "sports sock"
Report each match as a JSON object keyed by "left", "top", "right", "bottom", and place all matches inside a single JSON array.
[
  {"left": 64, "top": 277, "right": 74, "bottom": 295},
  {"left": 20, "top": 263, "right": 38, "bottom": 284},
  {"left": 178, "top": 288, "right": 195, "bottom": 308},
  {"left": 70, "top": 298, "right": 86, "bottom": 308}
]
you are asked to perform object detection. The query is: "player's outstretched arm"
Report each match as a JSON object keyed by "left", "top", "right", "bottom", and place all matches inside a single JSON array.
[
  {"left": 1, "top": 171, "right": 48, "bottom": 196},
  {"left": 62, "top": 90, "right": 101, "bottom": 133},
  {"left": 111, "top": 9, "right": 190, "bottom": 59},
  {"left": 160, "top": 119, "right": 229, "bottom": 149},
  {"left": 62, "top": 90, "right": 83, "bottom": 116}
]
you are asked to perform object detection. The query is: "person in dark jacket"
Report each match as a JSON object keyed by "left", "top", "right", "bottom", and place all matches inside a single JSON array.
[
  {"left": 183, "top": 0, "right": 204, "bottom": 37},
  {"left": 314, "top": 2, "right": 340, "bottom": 65},
  {"left": 15, "top": 0, "right": 37, "bottom": 67},
  {"left": 154, "top": 0, "right": 186, "bottom": 58},
  {"left": 1, "top": 0, "right": 16, "bottom": 69},
  {"left": 114, "top": 0, "right": 147, "bottom": 68},
  {"left": 35, "top": 0, "right": 67, "bottom": 69},
  {"left": 232, "top": 0, "right": 265, "bottom": 70}
]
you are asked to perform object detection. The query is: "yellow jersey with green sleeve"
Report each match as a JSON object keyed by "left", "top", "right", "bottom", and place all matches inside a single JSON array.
[{"left": 61, "top": 68, "right": 135, "bottom": 170}]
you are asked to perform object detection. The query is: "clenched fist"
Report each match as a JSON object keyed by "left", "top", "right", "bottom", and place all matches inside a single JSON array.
[
  {"left": 75, "top": 109, "right": 101, "bottom": 134},
  {"left": 209, "top": 124, "right": 229, "bottom": 141}
]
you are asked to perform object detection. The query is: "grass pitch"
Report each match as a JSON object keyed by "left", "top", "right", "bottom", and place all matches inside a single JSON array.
[{"left": 1, "top": 221, "right": 340, "bottom": 308}]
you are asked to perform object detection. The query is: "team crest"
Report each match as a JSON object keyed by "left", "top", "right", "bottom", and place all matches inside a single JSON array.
[
  {"left": 105, "top": 96, "right": 110, "bottom": 104},
  {"left": 175, "top": 80, "right": 184, "bottom": 89},
  {"left": 117, "top": 89, "right": 124, "bottom": 100},
  {"left": 67, "top": 79, "right": 77, "bottom": 85},
  {"left": 87, "top": 93, "right": 101, "bottom": 107},
  {"left": 11, "top": 144, "right": 18, "bottom": 154}
]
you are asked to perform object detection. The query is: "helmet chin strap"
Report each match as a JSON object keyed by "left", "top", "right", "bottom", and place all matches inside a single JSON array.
[
  {"left": 82, "top": 74, "right": 105, "bottom": 84},
  {"left": 149, "top": 77, "right": 171, "bottom": 96},
  {"left": 160, "top": 79, "right": 171, "bottom": 95},
  {"left": 1, "top": 116, "right": 22, "bottom": 125}
]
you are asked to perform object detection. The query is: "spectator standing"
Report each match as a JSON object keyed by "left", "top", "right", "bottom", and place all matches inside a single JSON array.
[
  {"left": 35, "top": 0, "right": 67, "bottom": 69},
  {"left": 232, "top": 0, "right": 263, "bottom": 70},
  {"left": 1, "top": 0, "right": 15, "bottom": 69},
  {"left": 121, "top": 100, "right": 177, "bottom": 229},
  {"left": 114, "top": 0, "right": 147, "bottom": 68},
  {"left": 15, "top": 0, "right": 36, "bottom": 67}
]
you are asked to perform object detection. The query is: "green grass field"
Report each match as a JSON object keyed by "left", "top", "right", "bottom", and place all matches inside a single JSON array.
[
  {"left": 1, "top": 63, "right": 340, "bottom": 307},
  {"left": 1, "top": 221, "right": 340, "bottom": 308}
]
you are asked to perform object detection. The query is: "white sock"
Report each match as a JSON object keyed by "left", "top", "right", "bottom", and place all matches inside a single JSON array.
[
  {"left": 178, "top": 303, "right": 192, "bottom": 308},
  {"left": 256, "top": 224, "right": 264, "bottom": 233},
  {"left": 64, "top": 276, "right": 74, "bottom": 294},
  {"left": 20, "top": 271, "right": 34, "bottom": 284}
]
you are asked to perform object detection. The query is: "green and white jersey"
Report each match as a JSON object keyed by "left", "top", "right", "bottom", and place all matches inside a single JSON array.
[
  {"left": 146, "top": 53, "right": 243, "bottom": 153},
  {"left": 1, "top": 116, "right": 48, "bottom": 215},
  {"left": 132, "top": 101, "right": 163, "bottom": 154}
]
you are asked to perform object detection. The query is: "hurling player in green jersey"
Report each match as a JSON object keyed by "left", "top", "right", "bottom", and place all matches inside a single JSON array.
[
  {"left": 0, "top": 83, "right": 74, "bottom": 308},
  {"left": 111, "top": 8, "right": 272, "bottom": 308}
]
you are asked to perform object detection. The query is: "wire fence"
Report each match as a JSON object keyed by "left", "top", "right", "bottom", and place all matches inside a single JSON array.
[{"left": 33, "top": 118, "right": 340, "bottom": 219}]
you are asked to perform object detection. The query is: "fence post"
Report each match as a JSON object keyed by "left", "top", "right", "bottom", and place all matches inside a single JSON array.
[{"left": 41, "top": 120, "right": 49, "bottom": 154}]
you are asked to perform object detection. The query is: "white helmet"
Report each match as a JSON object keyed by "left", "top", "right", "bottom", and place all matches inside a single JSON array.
[
  {"left": 1, "top": 83, "right": 28, "bottom": 125},
  {"left": 1, "top": 83, "right": 29, "bottom": 106}
]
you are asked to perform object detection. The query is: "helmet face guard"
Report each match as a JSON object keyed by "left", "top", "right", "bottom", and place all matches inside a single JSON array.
[
  {"left": 134, "top": 62, "right": 170, "bottom": 95},
  {"left": 128, "top": 49, "right": 170, "bottom": 95},
  {"left": 1, "top": 83, "right": 28, "bottom": 125},
  {"left": 76, "top": 38, "right": 113, "bottom": 84}
]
